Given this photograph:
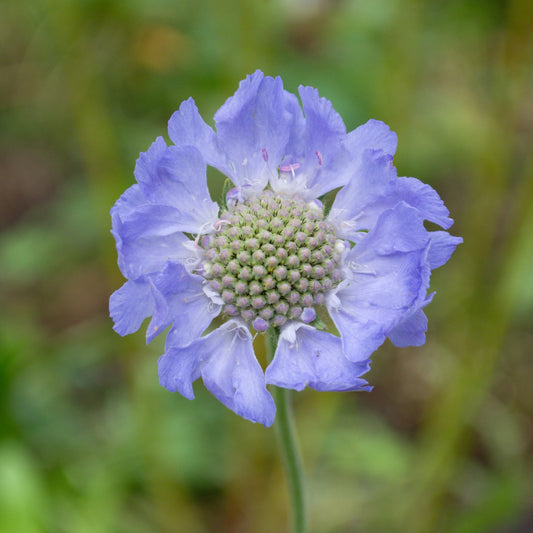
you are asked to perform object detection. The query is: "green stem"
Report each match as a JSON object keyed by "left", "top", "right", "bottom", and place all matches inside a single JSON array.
[{"left": 266, "top": 329, "right": 308, "bottom": 533}]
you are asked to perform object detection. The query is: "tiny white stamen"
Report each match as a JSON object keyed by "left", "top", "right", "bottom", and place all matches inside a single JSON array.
[
  {"left": 207, "top": 301, "right": 220, "bottom": 313},
  {"left": 225, "top": 320, "right": 251, "bottom": 341},
  {"left": 348, "top": 261, "right": 377, "bottom": 276},
  {"left": 334, "top": 240, "right": 346, "bottom": 255},
  {"left": 326, "top": 291, "right": 341, "bottom": 310},
  {"left": 236, "top": 328, "right": 249, "bottom": 341},
  {"left": 203, "top": 284, "right": 224, "bottom": 305},
  {"left": 306, "top": 199, "right": 323, "bottom": 215}
]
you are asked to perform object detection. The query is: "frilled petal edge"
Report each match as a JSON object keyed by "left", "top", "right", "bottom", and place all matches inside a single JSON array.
[
  {"left": 159, "top": 320, "right": 275, "bottom": 427},
  {"left": 272, "top": 85, "right": 348, "bottom": 199},
  {"left": 135, "top": 139, "right": 219, "bottom": 234},
  {"left": 387, "top": 295, "right": 433, "bottom": 348},
  {"left": 110, "top": 183, "right": 147, "bottom": 220},
  {"left": 112, "top": 205, "right": 193, "bottom": 280},
  {"left": 394, "top": 177, "right": 454, "bottom": 229},
  {"left": 214, "top": 70, "right": 292, "bottom": 194},
  {"left": 427, "top": 231, "right": 463, "bottom": 269},
  {"left": 327, "top": 202, "right": 431, "bottom": 362},
  {"left": 147, "top": 261, "right": 221, "bottom": 344},
  {"left": 327, "top": 149, "right": 397, "bottom": 239},
  {"left": 133, "top": 136, "right": 167, "bottom": 195},
  {"left": 168, "top": 97, "right": 230, "bottom": 175},
  {"left": 109, "top": 278, "right": 154, "bottom": 336},
  {"left": 344, "top": 119, "right": 398, "bottom": 158},
  {"left": 158, "top": 145, "right": 219, "bottom": 233},
  {"left": 266, "top": 323, "right": 372, "bottom": 392}
]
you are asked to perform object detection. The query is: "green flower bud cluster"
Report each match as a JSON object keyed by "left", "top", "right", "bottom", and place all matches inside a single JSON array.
[{"left": 200, "top": 190, "right": 343, "bottom": 332}]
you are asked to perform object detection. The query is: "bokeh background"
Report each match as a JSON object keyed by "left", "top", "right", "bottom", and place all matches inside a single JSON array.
[{"left": 1, "top": 0, "right": 532, "bottom": 531}]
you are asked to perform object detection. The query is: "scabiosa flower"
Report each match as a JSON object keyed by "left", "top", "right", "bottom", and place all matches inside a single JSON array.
[{"left": 110, "top": 71, "right": 462, "bottom": 427}]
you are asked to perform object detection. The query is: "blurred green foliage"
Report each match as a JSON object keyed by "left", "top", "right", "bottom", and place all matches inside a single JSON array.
[{"left": 1, "top": 0, "right": 532, "bottom": 531}]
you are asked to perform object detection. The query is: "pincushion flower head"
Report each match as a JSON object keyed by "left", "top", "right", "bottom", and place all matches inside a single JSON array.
[{"left": 110, "top": 71, "right": 462, "bottom": 427}]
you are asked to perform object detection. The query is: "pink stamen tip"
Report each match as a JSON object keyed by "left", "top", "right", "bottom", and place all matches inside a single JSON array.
[
  {"left": 280, "top": 163, "right": 300, "bottom": 172},
  {"left": 316, "top": 151, "right": 323, "bottom": 165},
  {"left": 262, "top": 148, "right": 268, "bottom": 162},
  {"left": 213, "top": 219, "right": 231, "bottom": 231}
]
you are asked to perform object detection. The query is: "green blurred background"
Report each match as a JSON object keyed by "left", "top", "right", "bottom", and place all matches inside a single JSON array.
[{"left": 1, "top": 0, "right": 532, "bottom": 531}]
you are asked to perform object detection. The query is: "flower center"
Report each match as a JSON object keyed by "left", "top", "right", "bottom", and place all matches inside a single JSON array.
[{"left": 200, "top": 190, "right": 343, "bottom": 332}]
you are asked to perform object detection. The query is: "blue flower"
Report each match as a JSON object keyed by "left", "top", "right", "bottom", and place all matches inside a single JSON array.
[{"left": 110, "top": 71, "right": 462, "bottom": 427}]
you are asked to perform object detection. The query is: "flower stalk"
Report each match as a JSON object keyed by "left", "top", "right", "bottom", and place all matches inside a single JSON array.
[{"left": 266, "top": 329, "right": 307, "bottom": 533}]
